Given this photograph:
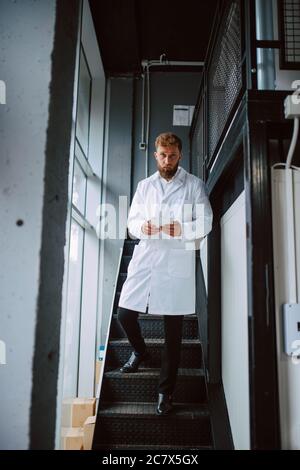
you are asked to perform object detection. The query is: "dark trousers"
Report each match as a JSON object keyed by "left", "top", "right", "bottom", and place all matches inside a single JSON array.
[{"left": 117, "top": 306, "right": 183, "bottom": 395}]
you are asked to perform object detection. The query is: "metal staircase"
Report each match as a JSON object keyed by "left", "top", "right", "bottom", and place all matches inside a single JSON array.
[{"left": 92, "top": 239, "right": 214, "bottom": 450}]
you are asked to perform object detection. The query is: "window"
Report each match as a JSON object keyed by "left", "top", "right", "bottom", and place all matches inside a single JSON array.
[
  {"left": 61, "top": 0, "right": 105, "bottom": 401},
  {"left": 63, "top": 221, "right": 84, "bottom": 396},
  {"left": 76, "top": 48, "right": 92, "bottom": 156},
  {"left": 72, "top": 159, "right": 87, "bottom": 215}
]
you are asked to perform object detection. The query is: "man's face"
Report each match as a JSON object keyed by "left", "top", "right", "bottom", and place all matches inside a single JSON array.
[{"left": 154, "top": 145, "right": 181, "bottom": 179}]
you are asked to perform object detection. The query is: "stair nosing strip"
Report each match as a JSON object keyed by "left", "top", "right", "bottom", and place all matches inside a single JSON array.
[
  {"left": 98, "top": 402, "right": 210, "bottom": 418},
  {"left": 112, "top": 314, "right": 197, "bottom": 320},
  {"left": 109, "top": 338, "right": 200, "bottom": 345},
  {"left": 104, "top": 367, "right": 205, "bottom": 378}
]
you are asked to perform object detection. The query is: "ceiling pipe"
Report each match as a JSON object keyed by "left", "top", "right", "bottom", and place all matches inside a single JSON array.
[
  {"left": 141, "top": 59, "right": 204, "bottom": 68},
  {"left": 141, "top": 55, "right": 204, "bottom": 177}
]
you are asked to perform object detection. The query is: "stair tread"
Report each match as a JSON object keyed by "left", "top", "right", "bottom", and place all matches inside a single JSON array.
[
  {"left": 113, "top": 313, "right": 197, "bottom": 320},
  {"left": 98, "top": 402, "right": 209, "bottom": 418},
  {"left": 95, "top": 444, "right": 213, "bottom": 450},
  {"left": 104, "top": 367, "right": 205, "bottom": 378},
  {"left": 110, "top": 338, "right": 200, "bottom": 346}
]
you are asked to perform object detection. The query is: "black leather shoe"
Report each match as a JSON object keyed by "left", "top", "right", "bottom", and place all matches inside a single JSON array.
[
  {"left": 156, "top": 393, "right": 173, "bottom": 416},
  {"left": 119, "top": 351, "right": 150, "bottom": 373}
]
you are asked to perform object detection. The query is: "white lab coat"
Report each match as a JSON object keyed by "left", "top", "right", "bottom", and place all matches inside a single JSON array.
[{"left": 118, "top": 166, "right": 213, "bottom": 315}]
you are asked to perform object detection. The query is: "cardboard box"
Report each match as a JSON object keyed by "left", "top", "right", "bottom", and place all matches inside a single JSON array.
[
  {"left": 61, "top": 398, "right": 96, "bottom": 428},
  {"left": 61, "top": 427, "right": 84, "bottom": 450},
  {"left": 95, "top": 360, "right": 102, "bottom": 388},
  {"left": 83, "top": 415, "right": 96, "bottom": 450}
]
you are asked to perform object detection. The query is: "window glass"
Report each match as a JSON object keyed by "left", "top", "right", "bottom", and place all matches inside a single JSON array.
[
  {"left": 72, "top": 159, "right": 86, "bottom": 215},
  {"left": 76, "top": 47, "right": 91, "bottom": 157},
  {"left": 63, "top": 220, "right": 84, "bottom": 397}
]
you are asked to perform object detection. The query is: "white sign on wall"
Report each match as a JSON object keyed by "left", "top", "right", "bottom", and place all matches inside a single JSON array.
[
  {"left": 0, "top": 340, "right": 6, "bottom": 365},
  {"left": 0, "top": 80, "right": 6, "bottom": 105},
  {"left": 173, "top": 105, "right": 195, "bottom": 126}
]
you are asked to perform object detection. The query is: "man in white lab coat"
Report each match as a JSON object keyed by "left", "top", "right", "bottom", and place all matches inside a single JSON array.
[{"left": 117, "top": 132, "right": 213, "bottom": 415}]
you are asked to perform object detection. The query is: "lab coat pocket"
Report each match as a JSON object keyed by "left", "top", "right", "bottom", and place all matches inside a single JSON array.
[
  {"left": 127, "top": 243, "right": 143, "bottom": 272},
  {"left": 167, "top": 249, "right": 193, "bottom": 279}
]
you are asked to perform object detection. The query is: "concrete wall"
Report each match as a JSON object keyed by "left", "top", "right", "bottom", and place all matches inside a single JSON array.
[{"left": 0, "top": 0, "right": 79, "bottom": 449}]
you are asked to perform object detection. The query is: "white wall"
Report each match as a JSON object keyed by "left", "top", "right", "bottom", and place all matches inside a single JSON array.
[
  {"left": 200, "top": 238, "right": 208, "bottom": 292},
  {"left": 271, "top": 169, "right": 300, "bottom": 449},
  {"left": 0, "top": 1, "right": 56, "bottom": 449},
  {"left": 220, "top": 191, "right": 250, "bottom": 450}
]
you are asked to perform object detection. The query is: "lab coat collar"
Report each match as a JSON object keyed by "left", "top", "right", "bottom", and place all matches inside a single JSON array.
[{"left": 149, "top": 166, "right": 187, "bottom": 200}]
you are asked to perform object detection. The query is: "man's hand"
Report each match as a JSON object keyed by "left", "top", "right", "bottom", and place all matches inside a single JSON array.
[
  {"left": 141, "top": 220, "right": 161, "bottom": 236},
  {"left": 161, "top": 220, "right": 182, "bottom": 237}
]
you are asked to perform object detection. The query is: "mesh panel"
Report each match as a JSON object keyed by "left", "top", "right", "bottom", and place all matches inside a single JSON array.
[
  {"left": 282, "top": 0, "right": 300, "bottom": 64},
  {"left": 208, "top": 0, "right": 242, "bottom": 160}
]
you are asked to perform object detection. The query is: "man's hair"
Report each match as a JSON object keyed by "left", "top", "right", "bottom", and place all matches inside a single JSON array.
[{"left": 155, "top": 132, "right": 182, "bottom": 152}]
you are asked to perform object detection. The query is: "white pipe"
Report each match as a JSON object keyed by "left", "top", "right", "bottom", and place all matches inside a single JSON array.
[
  {"left": 285, "top": 117, "right": 299, "bottom": 304},
  {"left": 167, "top": 60, "right": 204, "bottom": 67},
  {"left": 141, "top": 59, "right": 204, "bottom": 68},
  {"left": 255, "top": 0, "right": 276, "bottom": 90},
  {"left": 141, "top": 71, "right": 145, "bottom": 146},
  {"left": 286, "top": 117, "right": 299, "bottom": 169},
  {"left": 145, "top": 64, "right": 150, "bottom": 178}
]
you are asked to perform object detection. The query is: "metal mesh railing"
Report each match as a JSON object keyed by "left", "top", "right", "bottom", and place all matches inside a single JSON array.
[
  {"left": 207, "top": 0, "right": 242, "bottom": 160},
  {"left": 280, "top": 0, "right": 300, "bottom": 67},
  {"left": 190, "top": 0, "right": 243, "bottom": 179}
]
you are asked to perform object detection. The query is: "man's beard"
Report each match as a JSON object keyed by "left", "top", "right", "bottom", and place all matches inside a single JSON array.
[{"left": 157, "top": 161, "right": 179, "bottom": 180}]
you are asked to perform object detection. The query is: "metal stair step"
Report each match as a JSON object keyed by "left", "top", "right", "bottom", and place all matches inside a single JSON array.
[
  {"left": 110, "top": 314, "right": 199, "bottom": 339},
  {"left": 93, "top": 402, "right": 212, "bottom": 448},
  {"left": 101, "top": 367, "right": 207, "bottom": 404},
  {"left": 94, "top": 444, "right": 213, "bottom": 450},
  {"left": 98, "top": 402, "right": 210, "bottom": 416},
  {"left": 106, "top": 339, "right": 202, "bottom": 369}
]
